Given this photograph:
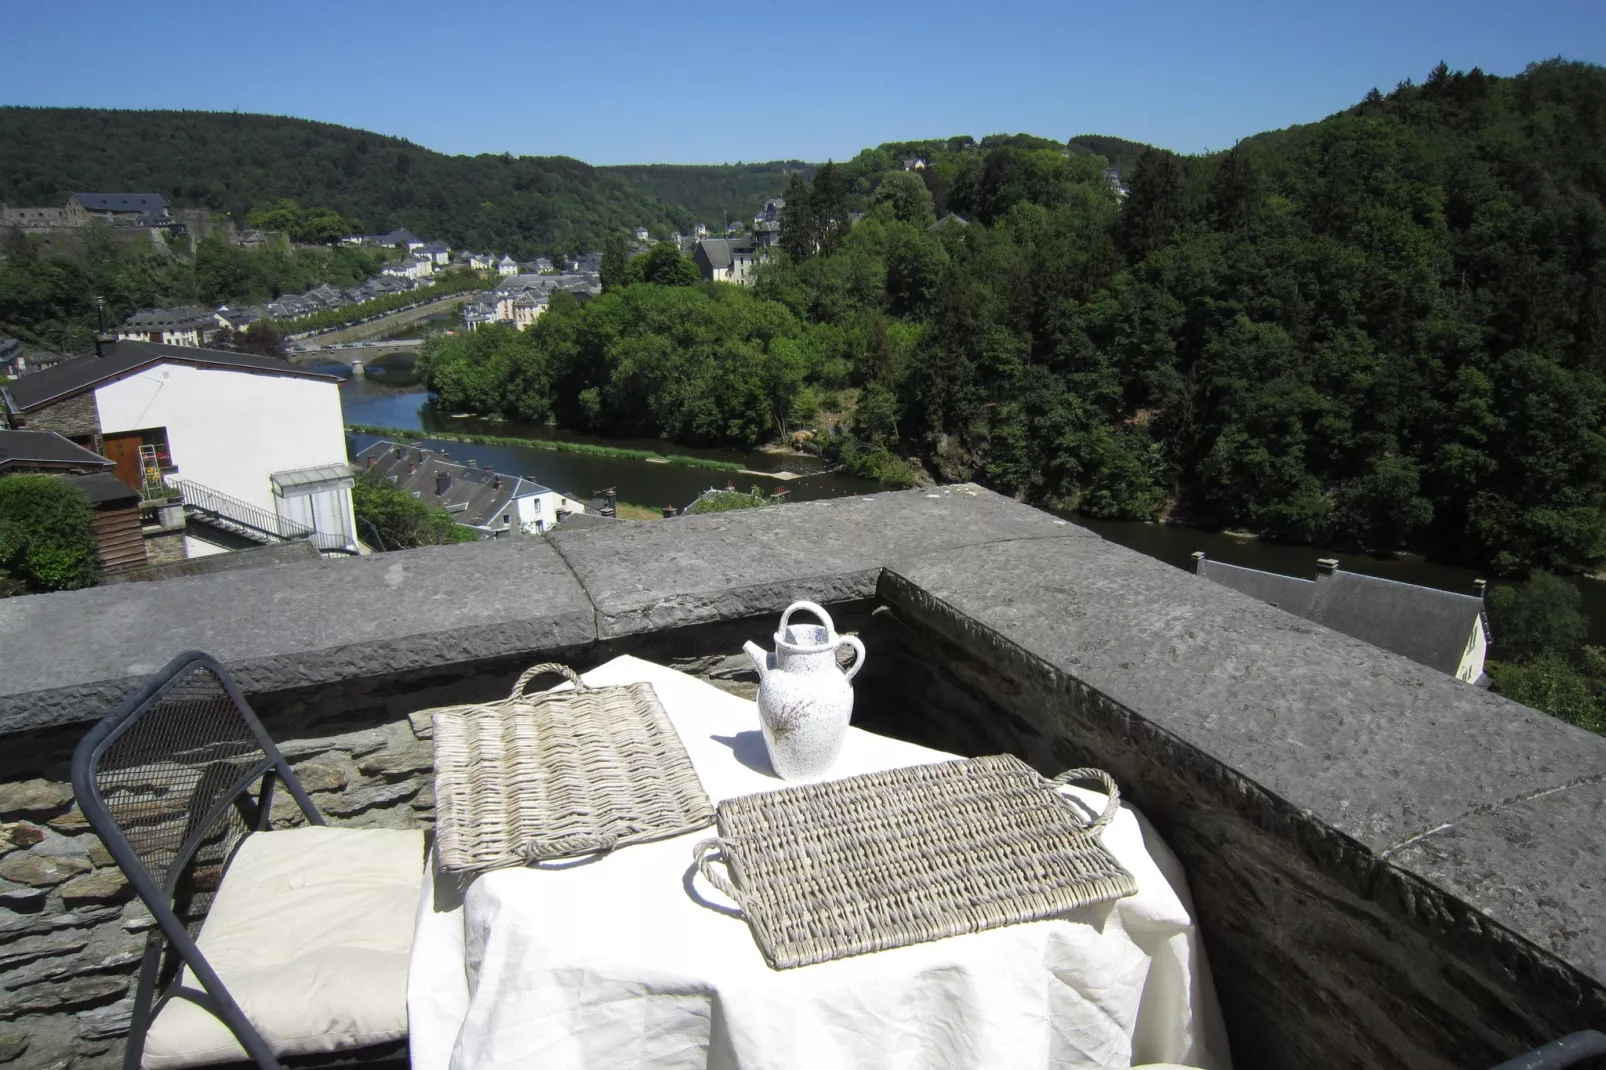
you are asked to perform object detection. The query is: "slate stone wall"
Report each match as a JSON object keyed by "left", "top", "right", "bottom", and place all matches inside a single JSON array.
[
  {"left": 14, "top": 396, "right": 99, "bottom": 443},
  {"left": 867, "top": 576, "right": 1604, "bottom": 1070}
]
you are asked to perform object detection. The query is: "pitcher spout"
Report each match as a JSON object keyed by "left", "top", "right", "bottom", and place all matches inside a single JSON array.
[{"left": 743, "top": 640, "right": 772, "bottom": 680}]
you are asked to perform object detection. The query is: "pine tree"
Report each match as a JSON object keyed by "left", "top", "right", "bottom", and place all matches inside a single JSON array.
[
  {"left": 779, "top": 172, "right": 816, "bottom": 262},
  {"left": 811, "top": 162, "right": 851, "bottom": 257}
]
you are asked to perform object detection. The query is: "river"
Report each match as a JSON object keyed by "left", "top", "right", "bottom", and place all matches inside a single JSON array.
[
  {"left": 332, "top": 351, "right": 1606, "bottom": 646},
  {"left": 333, "top": 352, "right": 887, "bottom": 510}
]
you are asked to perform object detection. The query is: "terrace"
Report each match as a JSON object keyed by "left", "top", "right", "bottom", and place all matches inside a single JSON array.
[{"left": 1, "top": 485, "right": 1602, "bottom": 1069}]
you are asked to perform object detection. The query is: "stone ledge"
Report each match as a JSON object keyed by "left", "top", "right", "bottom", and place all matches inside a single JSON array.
[
  {"left": 548, "top": 483, "right": 1094, "bottom": 639},
  {"left": 0, "top": 538, "right": 595, "bottom": 732}
]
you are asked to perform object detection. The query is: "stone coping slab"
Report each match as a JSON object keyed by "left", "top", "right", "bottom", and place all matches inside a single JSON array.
[
  {"left": 548, "top": 483, "right": 1093, "bottom": 638},
  {"left": 0, "top": 537, "right": 594, "bottom": 732},
  {"left": 880, "top": 536, "right": 1606, "bottom": 986}
]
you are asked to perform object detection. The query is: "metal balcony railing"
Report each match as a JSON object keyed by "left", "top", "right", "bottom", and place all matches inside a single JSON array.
[{"left": 166, "top": 478, "right": 314, "bottom": 544}]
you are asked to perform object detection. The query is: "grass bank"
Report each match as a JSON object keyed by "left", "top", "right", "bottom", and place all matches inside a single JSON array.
[{"left": 345, "top": 424, "right": 745, "bottom": 472}]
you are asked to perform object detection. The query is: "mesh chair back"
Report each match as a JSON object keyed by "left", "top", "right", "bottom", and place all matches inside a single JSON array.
[{"left": 74, "top": 653, "right": 321, "bottom": 902}]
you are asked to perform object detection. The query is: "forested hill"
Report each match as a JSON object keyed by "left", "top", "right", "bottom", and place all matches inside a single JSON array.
[
  {"left": 0, "top": 108, "right": 693, "bottom": 257},
  {"left": 598, "top": 162, "right": 814, "bottom": 227},
  {"left": 417, "top": 58, "right": 1606, "bottom": 582}
]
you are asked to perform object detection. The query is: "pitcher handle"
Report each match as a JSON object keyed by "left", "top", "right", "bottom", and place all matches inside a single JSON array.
[
  {"left": 778, "top": 600, "right": 834, "bottom": 635},
  {"left": 836, "top": 635, "right": 866, "bottom": 681}
]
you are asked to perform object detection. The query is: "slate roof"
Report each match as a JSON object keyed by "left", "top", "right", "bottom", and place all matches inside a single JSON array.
[
  {"left": 1196, "top": 559, "right": 1317, "bottom": 617},
  {"left": 1195, "top": 556, "right": 1485, "bottom": 677},
  {"left": 928, "top": 213, "right": 969, "bottom": 233},
  {"left": 63, "top": 472, "right": 141, "bottom": 505},
  {"left": 121, "top": 305, "right": 216, "bottom": 331},
  {"left": 2, "top": 340, "right": 339, "bottom": 414},
  {"left": 374, "top": 229, "right": 422, "bottom": 246},
  {"left": 72, "top": 193, "right": 168, "bottom": 215},
  {"left": 0, "top": 430, "right": 115, "bottom": 473},
  {"left": 355, "top": 441, "right": 552, "bottom": 532},
  {"left": 695, "top": 237, "right": 756, "bottom": 271}
]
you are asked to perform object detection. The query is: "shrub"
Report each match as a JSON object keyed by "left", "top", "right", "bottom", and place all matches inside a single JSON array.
[
  {"left": 1487, "top": 571, "right": 1588, "bottom": 661},
  {"left": 352, "top": 470, "right": 480, "bottom": 550},
  {"left": 0, "top": 475, "right": 98, "bottom": 593}
]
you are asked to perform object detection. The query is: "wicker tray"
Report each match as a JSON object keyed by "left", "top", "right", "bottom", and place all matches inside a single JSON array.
[
  {"left": 693, "top": 754, "right": 1137, "bottom": 969},
  {"left": 431, "top": 663, "right": 714, "bottom": 874}
]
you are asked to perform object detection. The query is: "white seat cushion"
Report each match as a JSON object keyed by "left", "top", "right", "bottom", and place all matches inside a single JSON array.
[{"left": 142, "top": 825, "right": 426, "bottom": 1070}]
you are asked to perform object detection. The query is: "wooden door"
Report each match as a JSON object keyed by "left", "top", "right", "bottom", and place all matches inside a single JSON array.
[{"left": 101, "top": 433, "right": 143, "bottom": 490}]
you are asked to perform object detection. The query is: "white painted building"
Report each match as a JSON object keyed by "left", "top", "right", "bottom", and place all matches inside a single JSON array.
[
  {"left": 1, "top": 340, "right": 357, "bottom": 554},
  {"left": 497, "top": 255, "right": 519, "bottom": 277},
  {"left": 382, "top": 255, "right": 435, "bottom": 281}
]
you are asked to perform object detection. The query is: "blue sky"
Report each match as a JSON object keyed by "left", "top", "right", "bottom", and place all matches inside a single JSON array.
[{"left": 1, "top": 0, "right": 1601, "bottom": 164}]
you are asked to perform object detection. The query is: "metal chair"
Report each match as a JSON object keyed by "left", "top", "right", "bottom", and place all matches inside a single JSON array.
[{"left": 71, "top": 651, "right": 417, "bottom": 1070}]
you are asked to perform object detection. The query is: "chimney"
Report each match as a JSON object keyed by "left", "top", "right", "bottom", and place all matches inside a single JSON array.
[
  {"left": 465, "top": 459, "right": 477, "bottom": 469},
  {"left": 662, "top": 506, "right": 676, "bottom": 518},
  {"left": 408, "top": 462, "right": 416, "bottom": 473},
  {"left": 436, "top": 470, "right": 452, "bottom": 497},
  {"left": 1473, "top": 578, "right": 1487, "bottom": 600},
  {"left": 1315, "top": 558, "right": 1340, "bottom": 578},
  {"left": 366, "top": 456, "right": 376, "bottom": 468},
  {"left": 1190, "top": 551, "right": 1205, "bottom": 574},
  {"left": 492, "top": 475, "right": 502, "bottom": 490},
  {"left": 393, "top": 445, "right": 404, "bottom": 458}
]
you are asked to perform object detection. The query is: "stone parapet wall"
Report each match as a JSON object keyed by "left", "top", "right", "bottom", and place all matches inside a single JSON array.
[{"left": 1, "top": 486, "right": 1602, "bottom": 1069}]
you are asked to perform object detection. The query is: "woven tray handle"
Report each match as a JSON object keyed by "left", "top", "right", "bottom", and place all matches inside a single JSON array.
[
  {"left": 1049, "top": 767, "right": 1123, "bottom": 833},
  {"left": 508, "top": 662, "right": 586, "bottom": 700},
  {"left": 693, "top": 838, "right": 745, "bottom": 911}
]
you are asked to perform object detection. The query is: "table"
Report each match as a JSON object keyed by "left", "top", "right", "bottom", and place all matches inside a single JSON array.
[{"left": 409, "top": 655, "right": 1231, "bottom": 1070}]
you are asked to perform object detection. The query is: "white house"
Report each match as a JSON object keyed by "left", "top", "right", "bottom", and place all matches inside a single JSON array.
[
  {"left": 117, "top": 306, "right": 218, "bottom": 348},
  {"left": 497, "top": 255, "right": 519, "bottom": 277},
  {"left": 0, "top": 340, "right": 357, "bottom": 556},
  {"left": 469, "top": 252, "right": 496, "bottom": 271},
  {"left": 417, "top": 241, "right": 451, "bottom": 266},
  {"left": 382, "top": 255, "right": 435, "bottom": 281},
  {"left": 355, "top": 441, "right": 587, "bottom": 536},
  {"left": 634, "top": 226, "right": 650, "bottom": 242},
  {"left": 693, "top": 237, "right": 758, "bottom": 286}
]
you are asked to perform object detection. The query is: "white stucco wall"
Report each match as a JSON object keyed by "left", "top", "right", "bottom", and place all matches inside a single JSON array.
[
  {"left": 1457, "top": 617, "right": 1489, "bottom": 683},
  {"left": 94, "top": 362, "right": 349, "bottom": 514}
]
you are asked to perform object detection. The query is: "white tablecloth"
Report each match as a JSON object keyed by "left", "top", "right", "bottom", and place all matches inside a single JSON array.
[{"left": 409, "top": 655, "right": 1230, "bottom": 1070}]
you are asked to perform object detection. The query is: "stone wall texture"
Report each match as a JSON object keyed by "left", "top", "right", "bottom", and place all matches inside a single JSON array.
[
  {"left": 13, "top": 396, "right": 99, "bottom": 442},
  {"left": 2, "top": 486, "right": 1602, "bottom": 1070}
]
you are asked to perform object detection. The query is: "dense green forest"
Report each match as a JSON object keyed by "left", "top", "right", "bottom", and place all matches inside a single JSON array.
[
  {"left": 0, "top": 227, "right": 388, "bottom": 350},
  {"left": 598, "top": 162, "right": 814, "bottom": 229},
  {"left": 421, "top": 60, "right": 1606, "bottom": 585},
  {"left": 0, "top": 108, "right": 693, "bottom": 257}
]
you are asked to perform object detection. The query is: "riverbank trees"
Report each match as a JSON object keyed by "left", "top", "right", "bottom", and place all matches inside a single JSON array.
[{"left": 420, "top": 59, "right": 1606, "bottom": 577}]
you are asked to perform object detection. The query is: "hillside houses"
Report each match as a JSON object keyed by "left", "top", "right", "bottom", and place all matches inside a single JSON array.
[
  {"left": 753, "top": 197, "right": 784, "bottom": 248},
  {"left": 116, "top": 305, "right": 218, "bottom": 347},
  {"left": 463, "top": 272, "right": 601, "bottom": 331}
]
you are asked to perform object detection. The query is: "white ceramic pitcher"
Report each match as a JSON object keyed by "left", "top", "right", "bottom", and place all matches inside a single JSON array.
[{"left": 743, "top": 601, "right": 866, "bottom": 781}]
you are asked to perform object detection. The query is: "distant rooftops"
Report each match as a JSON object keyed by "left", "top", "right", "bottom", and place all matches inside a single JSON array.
[
  {"left": 1193, "top": 554, "right": 1489, "bottom": 681},
  {"left": 71, "top": 193, "right": 169, "bottom": 216},
  {"left": 120, "top": 305, "right": 216, "bottom": 331},
  {"left": 354, "top": 441, "right": 551, "bottom": 533}
]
